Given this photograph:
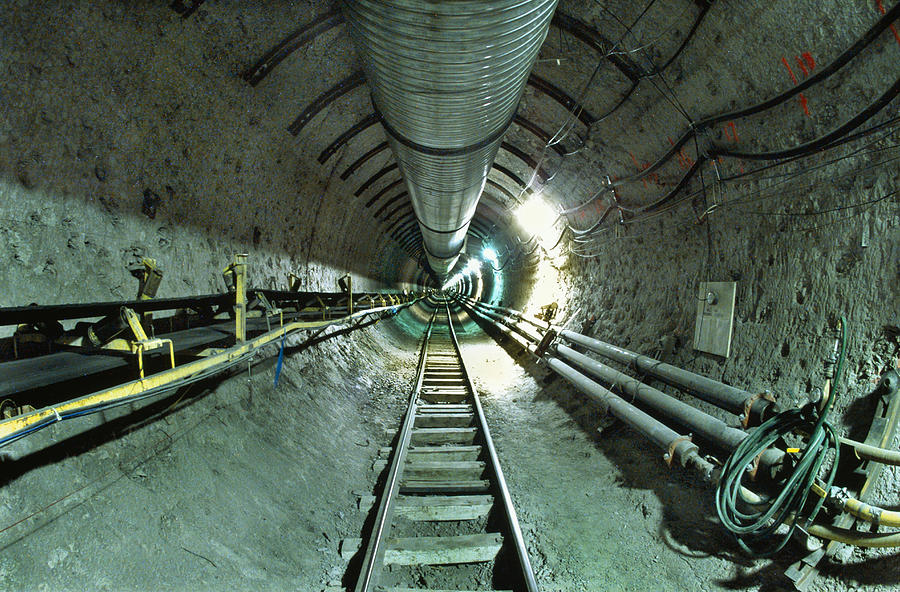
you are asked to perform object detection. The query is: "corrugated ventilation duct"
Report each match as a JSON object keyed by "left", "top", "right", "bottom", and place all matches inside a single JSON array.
[{"left": 343, "top": 0, "right": 558, "bottom": 279}]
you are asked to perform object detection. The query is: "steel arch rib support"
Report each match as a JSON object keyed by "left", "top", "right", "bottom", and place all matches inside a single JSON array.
[
  {"left": 528, "top": 73, "right": 597, "bottom": 126},
  {"left": 386, "top": 213, "right": 416, "bottom": 235},
  {"left": 390, "top": 215, "right": 417, "bottom": 237},
  {"left": 487, "top": 179, "right": 518, "bottom": 202},
  {"left": 381, "top": 203, "right": 413, "bottom": 225},
  {"left": 322, "top": 115, "right": 383, "bottom": 165},
  {"left": 491, "top": 162, "right": 533, "bottom": 193},
  {"left": 513, "top": 113, "right": 565, "bottom": 156},
  {"left": 374, "top": 192, "right": 409, "bottom": 219},
  {"left": 243, "top": 9, "right": 345, "bottom": 86},
  {"left": 355, "top": 163, "right": 398, "bottom": 197},
  {"left": 339, "top": 141, "right": 390, "bottom": 179},
  {"left": 288, "top": 70, "right": 366, "bottom": 135},
  {"left": 395, "top": 226, "right": 418, "bottom": 244},
  {"left": 500, "top": 142, "right": 549, "bottom": 182},
  {"left": 365, "top": 178, "right": 404, "bottom": 208},
  {"left": 550, "top": 12, "right": 644, "bottom": 83}
]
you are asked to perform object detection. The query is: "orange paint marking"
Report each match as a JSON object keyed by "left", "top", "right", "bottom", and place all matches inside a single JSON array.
[
  {"left": 796, "top": 55, "right": 809, "bottom": 77},
  {"left": 781, "top": 57, "right": 810, "bottom": 116},
  {"left": 781, "top": 57, "right": 798, "bottom": 84},
  {"left": 799, "top": 93, "right": 810, "bottom": 117},
  {"left": 876, "top": 0, "right": 900, "bottom": 46},
  {"left": 801, "top": 51, "right": 816, "bottom": 71}
]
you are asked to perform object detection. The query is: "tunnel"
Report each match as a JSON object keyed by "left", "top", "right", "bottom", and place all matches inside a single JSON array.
[{"left": 0, "top": 1, "right": 899, "bottom": 590}]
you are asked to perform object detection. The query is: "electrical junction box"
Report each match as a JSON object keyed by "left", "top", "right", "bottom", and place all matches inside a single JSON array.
[{"left": 693, "top": 281, "right": 736, "bottom": 358}]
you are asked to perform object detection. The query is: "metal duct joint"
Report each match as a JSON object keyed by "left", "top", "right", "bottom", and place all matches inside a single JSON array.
[{"left": 343, "top": 0, "right": 558, "bottom": 279}]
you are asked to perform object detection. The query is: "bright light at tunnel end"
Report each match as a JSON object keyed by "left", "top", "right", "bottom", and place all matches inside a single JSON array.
[
  {"left": 482, "top": 246, "right": 499, "bottom": 267},
  {"left": 515, "top": 195, "right": 558, "bottom": 241},
  {"left": 441, "top": 257, "right": 483, "bottom": 291}
]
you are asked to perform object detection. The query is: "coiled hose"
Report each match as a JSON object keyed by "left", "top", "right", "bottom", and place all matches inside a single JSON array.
[{"left": 715, "top": 318, "right": 847, "bottom": 556}]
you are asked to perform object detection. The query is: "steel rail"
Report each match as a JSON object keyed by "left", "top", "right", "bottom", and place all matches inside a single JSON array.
[
  {"left": 446, "top": 302, "right": 539, "bottom": 592},
  {"left": 354, "top": 299, "right": 538, "bottom": 591},
  {"left": 355, "top": 308, "right": 436, "bottom": 592}
]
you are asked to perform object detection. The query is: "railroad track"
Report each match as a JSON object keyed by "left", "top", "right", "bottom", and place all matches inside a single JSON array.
[{"left": 352, "top": 298, "right": 537, "bottom": 592}]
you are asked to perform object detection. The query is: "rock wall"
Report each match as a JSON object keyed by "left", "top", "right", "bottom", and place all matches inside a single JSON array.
[{"left": 0, "top": 1, "right": 398, "bottom": 328}]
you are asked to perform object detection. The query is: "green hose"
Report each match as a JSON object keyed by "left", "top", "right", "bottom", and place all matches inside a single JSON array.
[{"left": 715, "top": 317, "right": 847, "bottom": 556}]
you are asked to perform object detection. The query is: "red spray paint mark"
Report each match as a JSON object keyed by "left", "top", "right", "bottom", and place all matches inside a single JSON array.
[
  {"left": 724, "top": 122, "right": 745, "bottom": 172},
  {"left": 628, "top": 151, "right": 661, "bottom": 186},
  {"left": 801, "top": 52, "right": 816, "bottom": 71},
  {"left": 723, "top": 121, "right": 740, "bottom": 142},
  {"left": 781, "top": 56, "right": 811, "bottom": 117},
  {"left": 668, "top": 137, "right": 690, "bottom": 171},
  {"left": 795, "top": 53, "right": 815, "bottom": 77},
  {"left": 629, "top": 151, "right": 647, "bottom": 187},
  {"left": 876, "top": 1, "right": 900, "bottom": 46},
  {"left": 781, "top": 57, "right": 798, "bottom": 84}
]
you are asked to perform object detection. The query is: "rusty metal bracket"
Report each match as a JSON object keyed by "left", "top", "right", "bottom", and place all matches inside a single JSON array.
[
  {"left": 665, "top": 435, "right": 693, "bottom": 467},
  {"left": 741, "top": 391, "right": 776, "bottom": 428},
  {"left": 535, "top": 328, "right": 558, "bottom": 357}
]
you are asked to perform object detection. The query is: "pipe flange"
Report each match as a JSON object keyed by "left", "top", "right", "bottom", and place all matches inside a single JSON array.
[
  {"left": 741, "top": 391, "right": 776, "bottom": 428},
  {"left": 535, "top": 328, "right": 558, "bottom": 357},
  {"left": 665, "top": 435, "right": 693, "bottom": 468},
  {"left": 747, "top": 450, "right": 765, "bottom": 481}
]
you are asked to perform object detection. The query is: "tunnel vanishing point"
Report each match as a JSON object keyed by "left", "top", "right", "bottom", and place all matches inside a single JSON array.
[{"left": 1, "top": 1, "right": 899, "bottom": 591}]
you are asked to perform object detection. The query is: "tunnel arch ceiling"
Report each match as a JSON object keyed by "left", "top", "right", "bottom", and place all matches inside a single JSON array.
[
  {"left": 240, "top": 0, "right": 615, "bottom": 291},
  {"left": 240, "top": 0, "right": 900, "bottom": 299}
]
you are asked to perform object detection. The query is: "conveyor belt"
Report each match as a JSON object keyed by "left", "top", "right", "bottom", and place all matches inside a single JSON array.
[
  {"left": 352, "top": 299, "right": 537, "bottom": 592},
  {"left": 0, "top": 308, "right": 378, "bottom": 401},
  {"left": 0, "top": 325, "right": 233, "bottom": 398}
]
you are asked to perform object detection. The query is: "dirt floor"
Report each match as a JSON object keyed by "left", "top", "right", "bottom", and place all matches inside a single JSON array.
[
  {"left": 0, "top": 319, "right": 418, "bottom": 592},
  {"left": 1, "top": 307, "right": 896, "bottom": 591}
]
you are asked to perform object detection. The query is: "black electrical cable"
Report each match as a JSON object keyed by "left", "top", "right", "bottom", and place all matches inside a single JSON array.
[
  {"left": 718, "top": 116, "right": 900, "bottom": 183},
  {"left": 604, "top": 3, "right": 900, "bottom": 189},
  {"left": 569, "top": 122, "right": 900, "bottom": 244},
  {"left": 658, "top": 1, "right": 712, "bottom": 72},
  {"left": 564, "top": 3, "right": 898, "bottom": 228},
  {"left": 575, "top": 154, "right": 897, "bottom": 256},
  {"left": 587, "top": 2, "right": 713, "bottom": 130},
  {"left": 710, "top": 76, "right": 900, "bottom": 161},
  {"left": 738, "top": 188, "right": 898, "bottom": 217},
  {"left": 559, "top": 4, "right": 898, "bottom": 242},
  {"left": 636, "top": 80, "right": 899, "bottom": 215},
  {"left": 569, "top": 204, "right": 615, "bottom": 236}
]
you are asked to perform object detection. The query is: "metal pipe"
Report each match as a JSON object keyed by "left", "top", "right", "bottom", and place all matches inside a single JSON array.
[
  {"left": 547, "top": 356, "right": 714, "bottom": 478},
  {"left": 555, "top": 343, "right": 783, "bottom": 474},
  {"left": 460, "top": 300, "right": 712, "bottom": 473},
  {"left": 558, "top": 330, "right": 777, "bottom": 425},
  {"left": 471, "top": 305, "right": 543, "bottom": 344},
  {"left": 461, "top": 299, "right": 784, "bottom": 476},
  {"left": 464, "top": 299, "right": 774, "bottom": 426},
  {"left": 343, "top": 0, "right": 558, "bottom": 278}
]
